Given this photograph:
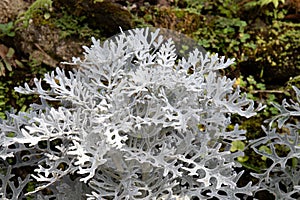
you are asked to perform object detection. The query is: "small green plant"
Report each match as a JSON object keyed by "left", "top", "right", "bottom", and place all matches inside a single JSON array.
[
  {"left": 230, "top": 140, "right": 249, "bottom": 162},
  {"left": 0, "top": 46, "right": 25, "bottom": 77},
  {"left": 15, "top": 0, "right": 53, "bottom": 28},
  {"left": 0, "top": 22, "right": 15, "bottom": 37},
  {"left": 0, "top": 48, "right": 14, "bottom": 76},
  {"left": 54, "top": 10, "right": 101, "bottom": 39}
]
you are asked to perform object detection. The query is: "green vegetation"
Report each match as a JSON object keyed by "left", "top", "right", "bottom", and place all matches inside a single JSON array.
[
  {"left": 15, "top": 0, "right": 53, "bottom": 28},
  {"left": 54, "top": 10, "right": 102, "bottom": 39},
  {"left": 0, "top": 22, "right": 15, "bottom": 37}
]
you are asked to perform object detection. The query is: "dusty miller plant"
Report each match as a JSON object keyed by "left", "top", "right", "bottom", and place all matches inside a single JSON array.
[
  {"left": 250, "top": 86, "right": 300, "bottom": 199},
  {"left": 1, "top": 27, "right": 295, "bottom": 199}
]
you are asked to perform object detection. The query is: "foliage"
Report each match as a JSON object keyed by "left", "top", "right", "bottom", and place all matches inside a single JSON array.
[
  {"left": 1, "top": 18, "right": 300, "bottom": 198},
  {"left": 0, "top": 1, "right": 299, "bottom": 198},
  {"left": 0, "top": 28, "right": 261, "bottom": 199},
  {"left": 15, "top": 0, "right": 53, "bottom": 28},
  {"left": 0, "top": 45, "right": 52, "bottom": 120},
  {"left": 194, "top": 16, "right": 251, "bottom": 57},
  {"left": 133, "top": 0, "right": 298, "bottom": 85},
  {"left": 250, "top": 86, "right": 300, "bottom": 199},
  {"left": 0, "top": 27, "right": 299, "bottom": 199},
  {"left": 0, "top": 69, "right": 41, "bottom": 120},
  {"left": 0, "top": 22, "right": 15, "bottom": 37},
  {"left": 137, "top": 0, "right": 253, "bottom": 61},
  {"left": 237, "top": 75, "right": 283, "bottom": 117},
  {"left": 54, "top": 10, "right": 102, "bottom": 40},
  {"left": 248, "top": 20, "right": 300, "bottom": 80}
]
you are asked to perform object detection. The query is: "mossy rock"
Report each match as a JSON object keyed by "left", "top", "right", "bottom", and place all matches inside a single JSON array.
[
  {"left": 53, "top": 0, "right": 133, "bottom": 37},
  {"left": 137, "top": 5, "right": 204, "bottom": 34},
  {"left": 9, "top": 0, "right": 134, "bottom": 69},
  {"left": 14, "top": 19, "right": 86, "bottom": 68}
]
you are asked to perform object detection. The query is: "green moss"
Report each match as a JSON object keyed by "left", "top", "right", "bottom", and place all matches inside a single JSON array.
[{"left": 174, "top": 9, "right": 186, "bottom": 19}]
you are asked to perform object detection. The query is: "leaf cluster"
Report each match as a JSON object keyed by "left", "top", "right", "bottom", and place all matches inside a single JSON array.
[{"left": 0, "top": 28, "right": 259, "bottom": 199}]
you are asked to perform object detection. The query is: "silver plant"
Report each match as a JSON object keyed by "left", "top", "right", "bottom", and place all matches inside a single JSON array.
[{"left": 0, "top": 28, "right": 268, "bottom": 199}]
